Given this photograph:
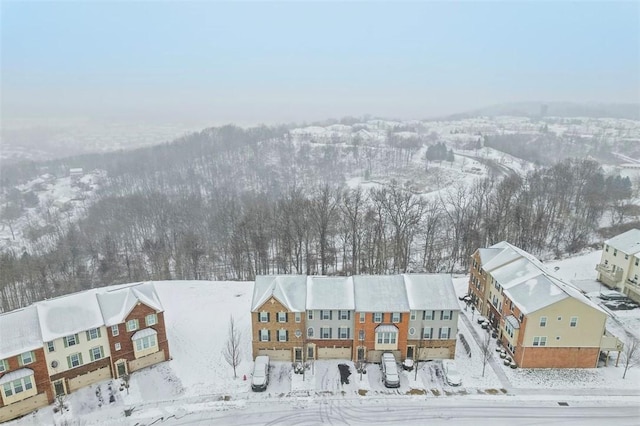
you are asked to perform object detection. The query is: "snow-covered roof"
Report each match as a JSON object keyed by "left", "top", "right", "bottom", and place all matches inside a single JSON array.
[
  {"left": 477, "top": 248, "right": 502, "bottom": 265},
  {"left": 97, "top": 282, "right": 164, "bottom": 327},
  {"left": 0, "top": 368, "right": 33, "bottom": 384},
  {"left": 36, "top": 290, "right": 105, "bottom": 342},
  {"left": 605, "top": 229, "right": 640, "bottom": 255},
  {"left": 251, "top": 275, "right": 307, "bottom": 312},
  {"left": 306, "top": 277, "right": 354, "bottom": 310},
  {"left": 504, "top": 275, "right": 568, "bottom": 315},
  {"left": 0, "top": 306, "right": 42, "bottom": 359},
  {"left": 482, "top": 242, "right": 522, "bottom": 271},
  {"left": 353, "top": 275, "right": 409, "bottom": 312},
  {"left": 491, "top": 257, "right": 545, "bottom": 289},
  {"left": 402, "top": 274, "right": 459, "bottom": 310},
  {"left": 375, "top": 324, "right": 399, "bottom": 333}
]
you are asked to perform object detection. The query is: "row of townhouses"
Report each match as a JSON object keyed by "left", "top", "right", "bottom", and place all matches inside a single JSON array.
[
  {"left": 251, "top": 274, "right": 460, "bottom": 364},
  {"left": 595, "top": 228, "right": 640, "bottom": 303},
  {"left": 0, "top": 282, "right": 170, "bottom": 423},
  {"left": 468, "top": 241, "right": 623, "bottom": 368}
]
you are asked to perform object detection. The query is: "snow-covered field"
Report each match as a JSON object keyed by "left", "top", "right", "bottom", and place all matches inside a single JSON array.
[{"left": 8, "top": 251, "right": 640, "bottom": 425}]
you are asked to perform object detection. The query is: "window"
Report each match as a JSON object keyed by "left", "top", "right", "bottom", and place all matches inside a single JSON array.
[
  {"left": 614, "top": 249, "right": 618, "bottom": 257},
  {"left": 63, "top": 334, "right": 79, "bottom": 347},
  {"left": 47, "top": 341, "right": 55, "bottom": 353},
  {"left": 259, "top": 312, "right": 269, "bottom": 323},
  {"left": 307, "top": 327, "right": 314, "bottom": 338},
  {"left": 338, "top": 327, "right": 350, "bottom": 339},
  {"left": 359, "top": 312, "right": 365, "bottom": 323},
  {"left": 439, "top": 327, "right": 451, "bottom": 339},
  {"left": 135, "top": 334, "right": 157, "bottom": 351},
  {"left": 410, "top": 311, "right": 417, "bottom": 321},
  {"left": 556, "top": 336, "right": 561, "bottom": 340},
  {"left": 19, "top": 351, "right": 34, "bottom": 366},
  {"left": 422, "top": 327, "right": 433, "bottom": 339},
  {"left": 278, "top": 312, "right": 287, "bottom": 323},
  {"left": 308, "top": 310, "right": 314, "bottom": 320},
  {"left": 339, "top": 310, "right": 350, "bottom": 320},
  {"left": 278, "top": 330, "right": 288, "bottom": 342},
  {"left": 111, "top": 325, "right": 119, "bottom": 336},
  {"left": 635, "top": 258, "right": 639, "bottom": 266},
  {"left": 505, "top": 322, "right": 514, "bottom": 338},
  {"left": 86, "top": 328, "right": 101, "bottom": 341},
  {"left": 409, "top": 327, "right": 416, "bottom": 336},
  {"left": 605, "top": 245, "right": 609, "bottom": 252},
  {"left": 519, "top": 313, "right": 524, "bottom": 322},
  {"left": 373, "top": 312, "right": 383, "bottom": 323},
  {"left": 2, "top": 376, "right": 32, "bottom": 397},
  {"left": 259, "top": 329, "right": 269, "bottom": 342},
  {"left": 440, "top": 310, "right": 452, "bottom": 320},
  {"left": 423, "top": 310, "right": 435, "bottom": 320},
  {"left": 295, "top": 312, "right": 301, "bottom": 323},
  {"left": 67, "top": 353, "right": 83, "bottom": 368},
  {"left": 533, "top": 336, "right": 547, "bottom": 347},
  {"left": 126, "top": 319, "right": 139, "bottom": 332},
  {"left": 89, "top": 346, "right": 104, "bottom": 361},
  {"left": 391, "top": 312, "right": 401, "bottom": 323},
  {"left": 320, "top": 327, "right": 332, "bottom": 339},
  {"left": 557, "top": 316, "right": 562, "bottom": 321},
  {"left": 570, "top": 316, "right": 578, "bottom": 327},
  {"left": 539, "top": 317, "right": 547, "bottom": 327},
  {"left": 321, "top": 310, "right": 332, "bottom": 320},
  {"left": 146, "top": 314, "right": 158, "bottom": 326},
  {"left": 115, "top": 343, "right": 121, "bottom": 351},
  {"left": 377, "top": 332, "right": 397, "bottom": 344},
  {"left": 0, "top": 359, "right": 7, "bottom": 373}
]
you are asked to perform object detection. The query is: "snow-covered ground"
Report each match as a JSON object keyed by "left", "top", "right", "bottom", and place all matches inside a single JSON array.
[{"left": 8, "top": 251, "right": 640, "bottom": 425}]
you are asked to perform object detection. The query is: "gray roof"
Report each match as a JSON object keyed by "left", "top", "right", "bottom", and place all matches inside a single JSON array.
[
  {"left": 503, "top": 275, "right": 568, "bottom": 315},
  {"left": 251, "top": 275, "right": 307, "bottom": 312},
  {"left": 477, "top": 248, "right": 502, "bottom": 265},
  {"left": 491, "top": 257, "right": 545, "bottom": 290},
  {"left": 36, "top": 290, "right": 104, "bottom": 342},
  {"left": 605, "top": 229, "right": 640, "bottom": 255},
  {"left": 353, "top": 275, "right": 410, "bottom": 312},
  {"left": 482, "top": 243, "right": 522, "bottom": 271},
  {"left": 0, "top": 306, "right": 42, "bottom": 359},
  {"left": 306, "top": 276, "right": 355, "bottom": 310},
  {"left": 402, "top": 274, "right": 459, "bottom": 310}
]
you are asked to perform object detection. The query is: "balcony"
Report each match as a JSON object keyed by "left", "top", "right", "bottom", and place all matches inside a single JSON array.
[
  {"left": 600, "top": 330, "right": 624, "bottom": 352},
  {"left": 596, "top": 264, "right": 623, "bottom": 288}
]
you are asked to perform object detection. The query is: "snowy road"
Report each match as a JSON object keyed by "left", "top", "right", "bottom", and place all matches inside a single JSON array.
[{"left": 146, "top": 398, "right": 640, "bottom": 426}]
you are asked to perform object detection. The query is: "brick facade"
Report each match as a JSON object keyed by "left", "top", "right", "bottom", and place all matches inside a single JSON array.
[
  {"left": 353, "top": 312, "right": 409, "bottom": 361},
  {"left": 0, "top": 348, "right": 53, "bottom": 409},
  {"left": 468, "top": 251, "right": 488, "bottom": 315},
  {"left": 107, "top": 303, "right": 170, "bottom": 375},
  {"left": 515, "top": 346, "right": 600, "bottom": 368},
  {"left": 251, "top": 297, "right": 305, "bottom": 359}
]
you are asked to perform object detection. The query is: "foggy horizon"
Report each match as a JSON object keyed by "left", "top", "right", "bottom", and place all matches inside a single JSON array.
[{"left": 2, "top": 2, "right": 639, "bottom": 127}]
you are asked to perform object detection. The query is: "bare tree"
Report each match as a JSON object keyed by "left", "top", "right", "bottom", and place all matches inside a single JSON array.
[
  {"left": 223, "top": 315, "right": 242, "bottom": 378},
  {"left": 480, "top": 330, "right": 492, "bottom": 377},
  {"left": 622, "top": 337, "right": 639, "bottom": 379}
]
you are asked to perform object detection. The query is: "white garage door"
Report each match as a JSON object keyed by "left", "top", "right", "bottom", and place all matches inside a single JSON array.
[
  {"left": 417, "top": 347, "right": 450, "bottom": 360},
  {"left": 258, "top": 349, "right": 291, "bottom": 361},
  {"left": 68, "top": 366, "right": 111, "bottom": 392},
  {"left": 317, "top": 347, "right": 351, "bottom": 359}
]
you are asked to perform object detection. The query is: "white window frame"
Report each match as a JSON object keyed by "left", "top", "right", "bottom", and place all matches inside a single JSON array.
[
  {"left": 339, "top": 310, "right": 350, "bottom": 320},
  {"left": 359, "top": 312, "right": 365, "bottom": 323},
  {"left": 87, "top": 328, "right": 100, "bottom": 341},
  {"left": 321, "top": 310, "right": 331, "bottom": 320},
  {"left": 410, "top": 311, "right": 417, "bottom": 321},
  {"left": 2, "top": 376, "right": 33, "bottom": 397},
  {"left": 64, "top": 334, "right": 79, "bottom": 347},
  {"left": 295, "top": 312, "right": 301, "bottom": 323},
  {"left": 278, "top": 329, "right": 287, "bottom": 342},
  {"left": 47, "top": 341, "right": 55, "bottom": 353},
  {"left": 115, "top": 342, "right": 122, "bottom": 351},
  {"left": 391, "top": 312, "right": 400, "bottom": 323},
  {"left": 409, "top": 327, "right": 416, "bottom": 336},
  {"left": 68, "top": 353, "right": 83, "bottom": 368},
  {"left": 441, "top": 310, "right": 452, "bottom": 320},
  {"left": 111, "top": 325, "right": 119, "bottom": 336},
  {"left": 338, "top": 327, "right": 350, "bottom": 339},
  {"left": 439, "top": 327, "right": 451, "bottom": 339},
  {"left": 146, "top": 313, "right": 158, "bottom": 327},
  {"left": 135, "top": 334, "right": 157, "bottom": 351},
  {"left": 89, "top": 346, "right": 104, "bottom": 361},
  {"left": 259, "top": 311, "right": 268, "bottom": 323},
  {"left": 533, "top": 336, "right": 547, "bottom": 347},
  {"left": 424, "top": 310, "right": 434, "bottom": 320},
  {"left": 259, "top": 329, "right": 269, "bottom": 342},
  {"left": 126, "top": 319, "right": 139, "bottom": 332},
  {"left": 570, "top": 316, "right": 578, "bottom": 327},
  {"left": 308, "top": 310, "right": 314, "bottom": 320},
  {"left": 277, "top": 312, "right": 287, "bottom": 323},
  {"left": 307, "top": 327, "right": 314, "bottom": 338},
  {"left": 0, "top": 359, "right": 8, "bottom": 373},
  {"left": 20, "top": 351, "right": 34, "bottom": 366},
  {"left": 539, "top": 316, "right": 547, "bottom": 327},
  {"left": 373, "top": 312, "right": 382, "bottom": 323},
  {"left": 320, "top": 327, "right": 332, "bottom": 339}
]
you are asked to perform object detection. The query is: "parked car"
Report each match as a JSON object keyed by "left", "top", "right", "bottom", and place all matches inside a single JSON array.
[
  {"left": 442, "top": 359, "right": 462, "bottom": 386},
  {"left": 402, "top": 358, "right": 414, "bottom": 371},
  {"left": 381, "top": 352, "right": 400, "bottom": 388},
  {"left": 251, "top": 355, "right": 270, "bottom": 391}
]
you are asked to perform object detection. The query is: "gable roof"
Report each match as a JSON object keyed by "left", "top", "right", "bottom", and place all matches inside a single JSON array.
[
  {"left": 36, "top": 290, "right": 105, "bottom": 342},
  {"left": 96, "top": 282, "right": 164, "bottom": 327},
  {"left": 477, "top": 247, "right": 503, "bottom": 265},
  {"left": 353, "top": 275, "right": 409, "bottom": 312},
  {"left": 482, "top": 242, "right": 522, "bottom": 271},
  {"left": 402, "top": 274, "right": 459, "bottom": 310},
  {"left": 0, "top": 306, "right": 42, "bottom": 359},
  {"left": 503, "top": 275, "right": 569, "bottom": 315},
  {"left": 605, "top": 229, "right": 640, "bottom": 255},
  {"left": 251, "top": 275, "right": 307, "bottom": 312},
  {"left": 306, "top": 276, "right": 354, "bottom": 310}
]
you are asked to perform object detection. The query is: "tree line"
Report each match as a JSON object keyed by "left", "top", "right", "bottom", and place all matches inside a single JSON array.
[{"left": 1, "top": 154, "right": 635, "bottom": 313}]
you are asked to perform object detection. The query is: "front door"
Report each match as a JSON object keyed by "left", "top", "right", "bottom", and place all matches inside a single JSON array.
[
  {"left": 116, "top": 361, "right": 127, "bottom": 378},
  {"left": 54, "top": 380, "right": 66, "bottom": 396},
  {"left": 307, "top": 345, "right": 315, "bottom": 360},
  {"left": 407, "top": 345, "right": 415, "bottom": 359},
  {"left": 294, "top": 347, "right": 303, "bottom": 362}
]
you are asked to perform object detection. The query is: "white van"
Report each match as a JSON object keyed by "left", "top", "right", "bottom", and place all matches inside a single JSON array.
[
  {"left": 251, "top": 355, "right": 270, "bottom": 391},
  {"left": 381, "top": 352, "right": 400, "bottom": 388}
]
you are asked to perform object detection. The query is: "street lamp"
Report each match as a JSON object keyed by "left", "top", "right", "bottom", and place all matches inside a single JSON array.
[{"left": 358, "top": 329, "right": 365, "bottom": 380}]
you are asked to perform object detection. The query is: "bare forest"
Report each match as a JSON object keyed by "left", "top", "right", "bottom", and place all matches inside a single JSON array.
[{"left": 0, "top": 124, "right": 637, "bottom": 312}]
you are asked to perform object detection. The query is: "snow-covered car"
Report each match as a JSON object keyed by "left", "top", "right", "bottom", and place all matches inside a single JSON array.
[
  {"left": 251, "top": 356, "right": 270, "bottom": 391},
  {"left": 402, "top": 358, "right": 414, "bottom": 371},
  {"left": 442, "top": 360, "right": 462, "bottom": 386},
  {"left": 381, "top": 352, "right": 400, "bottom": 388}
]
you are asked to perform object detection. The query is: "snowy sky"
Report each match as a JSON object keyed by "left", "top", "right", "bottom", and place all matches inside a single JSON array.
[{"left": 2, "top": 2, "right": 639, "bottom": 125}]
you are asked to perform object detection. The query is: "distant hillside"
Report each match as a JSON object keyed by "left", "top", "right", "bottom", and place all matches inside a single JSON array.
[{"left": 442, "top": 102, "right": 640, "bottom": 121}]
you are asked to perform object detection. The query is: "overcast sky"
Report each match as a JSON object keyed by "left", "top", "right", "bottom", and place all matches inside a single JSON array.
[{"left": 2, "top": 1, "right": 639, "bottom": 125}]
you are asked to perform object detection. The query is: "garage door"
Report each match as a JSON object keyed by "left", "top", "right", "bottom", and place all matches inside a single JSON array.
[
  {"left": 258, "top": 349, "right": 291, "bottom": 361},
  {"left": 68, "top": 366, "right": 111, "bottom": 392},
  {"left": 417, "top": 347, "right": 450, "bottom": 360},
  {"left": 317, "top": 347, "right": 351, "bottom": 359}
]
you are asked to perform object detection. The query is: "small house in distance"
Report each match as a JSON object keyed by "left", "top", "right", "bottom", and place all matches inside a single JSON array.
[{"left": 595, "top": 228, "right": 640, "bottom": 303}]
